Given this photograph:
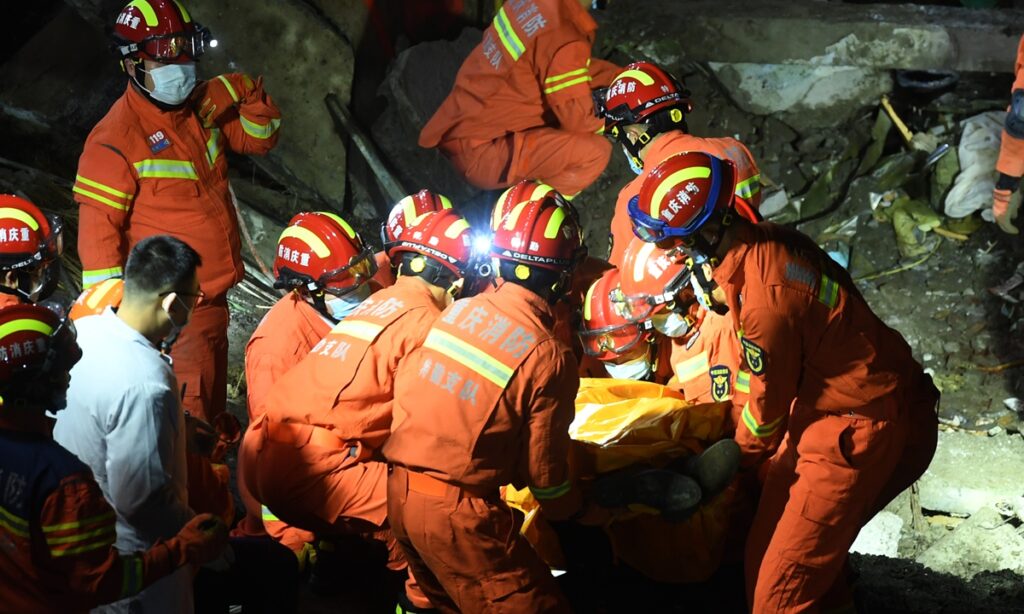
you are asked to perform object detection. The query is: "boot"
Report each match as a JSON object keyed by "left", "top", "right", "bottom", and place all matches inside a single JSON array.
[
  {"left": 676, "top": 439, "right": 741, "bottom": 498},
  {"left": 592, "top": 468, "right": 702, "bottom": 517}
]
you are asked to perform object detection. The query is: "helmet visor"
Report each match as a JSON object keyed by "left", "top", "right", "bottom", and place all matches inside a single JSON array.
[
  {"left": 319, "top": 247, "right": 377, "bottom": 294},
  {"left": 137, "top": 24, "right": 212, "bottom": 61},
  {"left": 579, "top": 321, "right": 648, "bottom": 358}
]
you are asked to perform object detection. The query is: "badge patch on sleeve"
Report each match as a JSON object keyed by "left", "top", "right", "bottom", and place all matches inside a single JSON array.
[
  {"left": 147, "top": 130, "right": 171, "bottom": 154},
  {"left": 740, "top": 337, "right": 765, "bottom": 375},
  {"left": 709, "top": 365, "right": 731, "bottom": 402}
]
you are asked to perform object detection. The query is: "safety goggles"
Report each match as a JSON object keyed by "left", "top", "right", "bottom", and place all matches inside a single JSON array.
[
  {"left": 609, "top": 261, "right": 694, "bottom": 323},
  {"left": 579, "top": 319, "right": 652, "bottom": 358},
  {"left": 119, "top": 24, "right": 214, "bottom": 62},
  {"left": 319, "top": 247, "right": 378, "bottom": 295}
]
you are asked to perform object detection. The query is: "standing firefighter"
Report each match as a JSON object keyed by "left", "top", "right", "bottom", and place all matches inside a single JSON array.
[
  {"left": 0, "top": 303, "right": 228, "bottom": 611},
  {"left": 384, "top": 195, "right": 591, "bottom": 612},
  {"left": 631, "top": 152, "right": 940, "bottom": 613},
  {"left": 419, "top": 0, "right": 621, "bottom": 198},
  {"left": 993, "top": 33, "right": 1024, "bottom": 234},
  {"left": 73, "top": 0, "right": 281, "bottom": 421}
]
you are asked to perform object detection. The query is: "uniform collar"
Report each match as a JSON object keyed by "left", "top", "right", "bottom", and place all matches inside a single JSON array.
[
  {"left": 0, "top": 409, "right": 55, "bottom": 437},
  {"left": 124, "top": 81, "right": 193, "bottom": 121},
  {"left": 563, "top": 0, "right": 598, "bottom": 35},
  {"left": 492, "top": 279, "right": 556, "bottom": 324},
  {"left": 395, "top": 275, "right": 450, "bottom": 311}
]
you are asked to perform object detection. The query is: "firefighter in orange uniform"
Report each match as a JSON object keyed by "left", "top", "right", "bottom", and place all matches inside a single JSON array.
[
  {"left": 602, "top": 61, "right": 761, "bottom": 265},
  {"left": 384, "top": 195, "right": 590, "bottom": 613},
  {"left": 0, "top": 195, "right": 65, "bottom": 308},
  {"left": 0, "top": 304, "right": 228, "bottom": 611},
  {"left": 631, "top": 152, "right": 940, "bottom": 613},
  {"left": 375, "top": 190, "right": 455, "bottom": 289},
  {"left": 420, "top": 0, "right": 621, "bottom": 198},
  {"left": 241, "top": 210, "right": 475, "bottom": 612},
  {"left": 992, "top": 33, "right": 1024, "bottom": 233},
  {"left": 73, "top": 0, "right": 281, "bottom": 422},
  {"left": 236, "top": 212, "right": 378, "bottom": 554}
]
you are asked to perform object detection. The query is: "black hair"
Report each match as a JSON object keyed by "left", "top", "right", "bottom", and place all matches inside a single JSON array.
[
  {"left": 497, "top": 260, "right": 566, "bottom": 303},
  {"left": 124, "top": 235, "right": 202, "bottom": 295}
]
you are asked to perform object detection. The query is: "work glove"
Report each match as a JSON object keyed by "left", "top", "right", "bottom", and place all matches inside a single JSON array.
[
  {"left": 993, "top": 188, "right": 1020, "bottom": 235},
  {"left": 591, "top": 86, "right": 608, "bottom": 118},
  {"left": 171, "top": 513, "right": 229, "bottom": 568},
  {"left": 195, "top": 73, "right": 261, "bottom": 128}
]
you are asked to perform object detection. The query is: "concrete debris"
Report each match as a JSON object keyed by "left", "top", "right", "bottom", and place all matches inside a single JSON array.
[
  {"left": 759, "top": 189, "right": 790, "bottom": 219},
  {"left": 850, "top": 511, "right": 904, "bottom": 558},
  {"left": 916, "top": 506, "right": 1024, "bottom": 580},
  {"left": 918, "top": 431, "right": 1024, "bottom": 516},
  {"left": 1005, "top": 398, "right": 1024, "bottom": 415},
  {"left": 988, "top": 262, "right": 1024, "bottom": 304}
]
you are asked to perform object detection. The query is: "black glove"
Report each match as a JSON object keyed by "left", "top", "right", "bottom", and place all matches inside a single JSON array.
[{"left": 591, "top": 87, "right": 608, "bottom": 118}]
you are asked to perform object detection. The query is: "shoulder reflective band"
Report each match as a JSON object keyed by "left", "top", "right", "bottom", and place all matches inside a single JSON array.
[
  {"left": 423, "top": 328, "right": 514, "bottom": 388},
  {"left": 205, "top": 128, "right": 222, "bottom": 168},
  {"left": 330, "top": 319, "right": 384, "bottom": 342},
  {"left": 530, "top": 479, "right": 572, "bottom": 501},
  {"left": 675, "top": 353, "right": 709, "bottom": 383},
  {"left": 73, "top": 175, "right": 134, "bottom": 211},
  {"left": 735, "top": 174, "right": 761, "bottom": 200},
  {"left": 544, "top": 67, "right": 592, "bottom": 95},
  {"left": 741, "top": 402, "right": 784, "bottom": 439},
  {"left": 818, "top": 274, "right": 839, "bottom": 309},
  {"left": 215, "top": 74, "right": 240, "bottom": 103},
  {"left": 493, "top": 5, "right": 525, "bottom": 61},
  {"left": 133, "top": 159, "right": 198, "bottom": 180},
  {"left": 261, "top": 505, "right": 280, "bottom": 523},
  {"left": 120, "top": 555, "right": 144, "bottom": 598},
  {"left": 650, "top": 166, "right": 711, "bottom": 220},
  {"left": 0, "top": 504, "right": 29, "bottom": 538},
  {"left": 240, "top": 115, "right": 281, "bottom": 140},
  {"left": 735, "top": 370, "right": 751, "bottom": 394},
  {"left": 82, "top": 267, "right": 123, "bottom": 289}
]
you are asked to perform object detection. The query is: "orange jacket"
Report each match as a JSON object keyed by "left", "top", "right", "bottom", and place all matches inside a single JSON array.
[
  {"left": 609, "top": 131, "right": 762, "bottom": 265},
  {"left": 0, "top": 412, "right": 179, "bottom": 612},
  {"left": 997, "top": 34, "right": 1024, "bottom": 178},
  {"left": 419, "top": 0, "right": 619, "bottom": 148},
  {"left": 262, "top": 276, "right": 445, "bottom": 451},
  {"left": 384, "top": 281, "right": 582, "bottom": 520},
  {"left": 74, "top": 82, "right": 280, "bottom": 294},
  {"left": 713, "top": 223, "right": 922, "bottom": 465},
  {"left": 667, "top": 312, "right": 749, "bottom": 420},
  {"left": 244, "top": 292, "right": 332, "bottom": 420},
  {"left": 371, "top": 250, "right": 396, "bottom": 289}
]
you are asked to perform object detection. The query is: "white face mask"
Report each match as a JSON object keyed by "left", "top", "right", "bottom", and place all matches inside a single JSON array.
[
  {"left": 604, "top": 355, "right": 653, "bottom": 381},
  {"left": 652, "top": 311, "right": 691, "bottom": 338},
  {"left": 145, "top": 62, "right": 197, "bottom": 105},
  {"left": 325, "top": 283, "right": 371, "bottom": 321}
]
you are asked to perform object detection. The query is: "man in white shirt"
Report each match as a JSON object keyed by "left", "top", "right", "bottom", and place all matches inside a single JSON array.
[{"left": 55, "top": 235, "right": 205, "bottom": 613}]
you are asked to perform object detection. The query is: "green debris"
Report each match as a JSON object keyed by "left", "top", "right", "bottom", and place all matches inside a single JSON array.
[
  {"left": 874, "top": 195, "right": 943, "bottom": 259},
  {"left": 871, "top": 153, "right": 918, "bottom": 192},
  {"left": 857, "top": 108, "right": 894, "bottom": 176},
  {"left": 930, "top": 145, "right": 960, "bottom": 212},
  {"left": 944, "top": 213, "right": 984, "bottom": 236}
]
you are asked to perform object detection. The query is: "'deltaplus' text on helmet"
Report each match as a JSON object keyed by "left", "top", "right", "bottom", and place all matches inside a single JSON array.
[
  {"left": 382, "top": 189, "right": 454, "bottom": 252},
  {"left": 579, "top": 268, "right": 654, "bottom": 362},
  {"left": 386, "top": 209, "right": 473, "bottom": 292},
  {"left": 0, "top": 194, "right": 64, "bottom": 302},
  {"left": 603, "top": 61, "right": 693, "bottom": 166},
  {"left": 113, "top": 0, "right": 213, "bottom": 64}
]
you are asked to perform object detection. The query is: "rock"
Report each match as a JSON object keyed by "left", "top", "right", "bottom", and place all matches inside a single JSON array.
[
  {"left": 916, "top": 506, "right": 1024, "bottom": 580},
  {"left": 708, "top": 62, "right": 893, "bottom": 131},
  {"left": 759, "top": 189, "right": 790, "bottom": 219},
  {"left": 918, "top": 431, "right": 1024, "bottom": 516},
  {"left": 850, "top": 511, "right": 904, "bottom": 557}
]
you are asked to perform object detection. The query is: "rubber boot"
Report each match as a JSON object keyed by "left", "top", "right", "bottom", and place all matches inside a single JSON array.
[
  {"left": 678, "top": 439, "right": 742, "bottom": 498},
  {"left": 592, "top": 467, "right": 702, "bottom": 516}
]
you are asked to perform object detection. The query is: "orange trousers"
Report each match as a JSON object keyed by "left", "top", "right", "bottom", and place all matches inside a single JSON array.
[
  {"left": 240, "top": 417, "right": 430, "bottom": 608},
  {"left": 171, "top": 294, "right": 229, "bottom": 423},
  {"left": 388, "top": 466, "right": 570, "bottom": 614},
  {"left": 233, "top": 440, "right": 315, "bottom": 553},
  {"left": 744, "top": 377, "right": 939, "bottom": 613},
  {"left": 997, "top": 129, "right": 1024, "bottom": 179},
  {"left": 438, "top": 127, "right": 612, "bottom": 197}
]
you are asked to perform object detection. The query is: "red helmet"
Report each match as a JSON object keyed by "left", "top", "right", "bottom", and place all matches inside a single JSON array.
[
  {"left": 604, "top": 61, "right": 692, "bottom": 135},
  {"left": 491, "top": 195, "right": 584, "bottom": 273},
  {"left": 629, "top": 151, "right": 736, "bottom": 244},
  {"left": 491, "top": 180, "right": 567, "bottom": 231},
  {"left": 614, "top": 237, "right": 695, "bottom": 324},
  {"left": 386, "top": 209, "right": 473, "bottom": 278},
  {"left": 113, "top": 0, "right": 213, "bottom": 64},
  {"left": 579, "top": 269, "right": 654, "bottom": 361},
  {"left": 273, "top": 212, "right": 376, "bottom": 295},
  {"left": 70, "top": 278, "right": 124, "bottom": 321},
  {"left": 0, "top": 304, "right": 80, "bottom": 387},
  {"left": 382, "top": 189, "right": 454, "bottom": 249},
  {"left": 0, "top": 195, "right": 63, "bottom": 271}
]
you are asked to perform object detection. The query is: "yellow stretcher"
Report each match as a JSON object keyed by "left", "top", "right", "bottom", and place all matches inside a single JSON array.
[{"left": 505, "top": 378, "right": 750, "bottom": 583}]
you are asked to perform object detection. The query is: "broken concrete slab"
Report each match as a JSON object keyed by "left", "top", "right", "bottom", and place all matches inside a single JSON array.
[
  {"left": 709, "top": 63, "right": 892, "bottom": 129},
  {"left": 604, "top": 1, "right": 1024, "bottom": 73},
  {"left": 916, "top": 506, "right": 1024, "bottom": 580},
  {"left": 918, "top": 431, "right": 1024, "bottom": 516},
  {"left": 851, "top": 511, "right": 904, "bottom": 558}
]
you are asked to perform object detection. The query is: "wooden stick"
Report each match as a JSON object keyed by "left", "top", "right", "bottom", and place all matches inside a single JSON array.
[{"left": 974, "top": 359, "right": 1024, "bottom": 373}]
